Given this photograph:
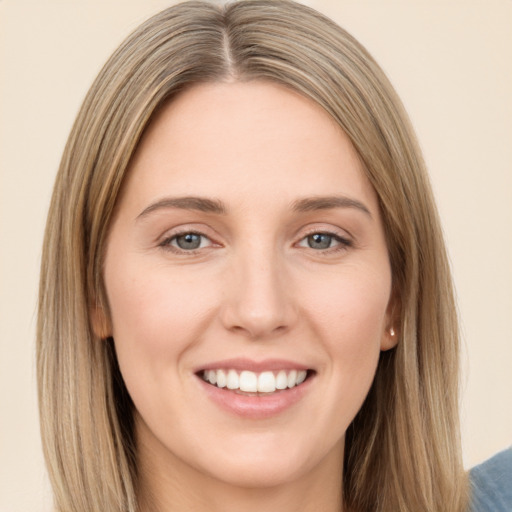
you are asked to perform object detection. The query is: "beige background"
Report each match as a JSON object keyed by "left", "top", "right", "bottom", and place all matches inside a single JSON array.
[{"left": 1, "top": 1, "right": 511, "bottom": 510}]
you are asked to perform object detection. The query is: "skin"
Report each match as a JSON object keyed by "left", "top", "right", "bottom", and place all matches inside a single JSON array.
[{"left": 98, "top": 81, "right": 397, "bottom": 512}]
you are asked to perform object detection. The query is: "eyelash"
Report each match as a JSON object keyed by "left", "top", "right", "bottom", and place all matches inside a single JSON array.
[
  {"left": 158, "top": 229, "right": 353, "bottom": 255},
  {"left": 159, "top": 230, "right": 214, "bottom": 254},
  {"left": 298, "top": 229, "right": 353, "bottom": 254}
]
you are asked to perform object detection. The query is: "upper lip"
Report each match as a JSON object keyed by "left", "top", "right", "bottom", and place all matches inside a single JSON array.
[{"left": 195, "top": 358, "right": 312, "bottom": 373}]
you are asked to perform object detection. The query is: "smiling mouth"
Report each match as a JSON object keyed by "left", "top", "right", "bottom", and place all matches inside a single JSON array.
[{"left": 198, "top": 369, "right": 315, "bottom": 395}]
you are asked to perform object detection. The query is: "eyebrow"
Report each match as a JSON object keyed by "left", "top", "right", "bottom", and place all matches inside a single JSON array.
[
  {"left": 136, "top": 194, "right": 372, "bottom": 220},
  {"left": 291, "top": 196, "right": 372, "bottom": 218},
  {"left": 137, "top": 196, "right": 227, "bottom": 220}
]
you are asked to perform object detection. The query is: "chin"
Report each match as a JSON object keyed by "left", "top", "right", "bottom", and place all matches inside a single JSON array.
[
  {"left": 190, "top": 430, "right": 341, "bottom": 490},
  {"left": 202, "top": 454, "right": 312, "bottom": 489}
]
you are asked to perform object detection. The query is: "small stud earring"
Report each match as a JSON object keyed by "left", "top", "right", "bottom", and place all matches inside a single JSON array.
[{"left": 390, "top": 327, "right": 395, "bottom": 337}]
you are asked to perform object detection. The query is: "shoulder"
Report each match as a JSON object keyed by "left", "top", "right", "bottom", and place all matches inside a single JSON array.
[{"left": 469, "top": 447, "right": 512, "bottom": 512}]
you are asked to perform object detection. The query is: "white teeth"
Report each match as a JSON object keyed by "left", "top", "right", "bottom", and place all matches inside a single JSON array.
[
  {"left": 226, "top": 369, "right": 239, "bottom": 390},
  {"left": 207, "top": 370, "right": 217, "bottom": 385},
  {"left": 287, "top": 370, "right": 297, "bottom": 388},
  {"left": 239, "top": 371, "right": 258, "bottom": 392},
  {"left": 216, "top": 369, "right": 227, "bottom": 388},
  {"left": 275, "top": 370, "right": 288, "bottom": 390},
  {"left": 257, "top": 371, "right": 276, "bottom": 393},
  {"left": 296, "top": 370, "right": 307, "bottom": 385},
  {"left": 201, "top": 368, "right": 309, "bottom": 392}
]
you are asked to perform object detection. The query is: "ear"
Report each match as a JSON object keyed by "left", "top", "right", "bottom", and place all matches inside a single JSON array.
[
  {"left": 381, "top": 288, "right": 400, "bottom": 351},
  {"left": 90, "top": 304, "right": 112, "bottom": 340}
]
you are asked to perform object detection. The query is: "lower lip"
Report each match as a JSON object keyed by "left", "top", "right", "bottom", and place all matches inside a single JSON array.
[{"left": 197, "top": 375, "right": 314, "bottom": 419}]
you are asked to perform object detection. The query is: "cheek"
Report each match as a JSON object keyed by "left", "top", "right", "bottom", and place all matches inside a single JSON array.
[
  {"left": 306, "top": 264, "right": 391, "bottom": 344},
  {"left": 304, "top": 265, "right": 390, "bottom": 397},
  {"left": 104, "top": 259, "right": 225, "bottom": 435},
  {"left": 104, "top": 258, "right": 219, "bottom": 390},
  {"left": 107, "top": 258, "right": 212, "bottom": 339}
]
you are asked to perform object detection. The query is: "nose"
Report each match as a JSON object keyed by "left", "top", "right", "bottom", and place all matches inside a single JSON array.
[{"left": 219, "top": 247, "right": 298, "bottom": 340}]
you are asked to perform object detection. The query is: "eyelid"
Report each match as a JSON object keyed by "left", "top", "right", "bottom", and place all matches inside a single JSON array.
[
  {"left": 298, "top": 224, "right": 353, "bottom": 241},
  {"left": 294, "top": 225, "right": 354, "bottom": 252},
  {"left": 155, "top": 223, "right": 353, "bottom": 255},
  {"left": 157, "top": 223, "right": 215, "bottom": 242},
  {"left": 171, "top": 232, "right": 212, "bottom": 249},
  {"left": 157, "top": 225, "right": 221, "bottom": 254}
]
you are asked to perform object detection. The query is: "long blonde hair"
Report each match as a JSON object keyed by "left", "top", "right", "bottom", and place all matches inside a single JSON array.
[{"left": 37, "top": 1, "right": 468, "bottom": 510}]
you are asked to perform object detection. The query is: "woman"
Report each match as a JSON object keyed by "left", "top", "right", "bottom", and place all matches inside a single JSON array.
[{"left": 36, "top": 1, "right": 508, "bottom": 511}]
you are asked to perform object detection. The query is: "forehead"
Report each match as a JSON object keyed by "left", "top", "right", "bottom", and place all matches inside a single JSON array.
[{"left": 121, "top": 80, "right": 378, "bottom": 213}]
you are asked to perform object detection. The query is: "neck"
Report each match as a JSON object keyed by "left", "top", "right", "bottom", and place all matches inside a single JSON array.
[{"left": 136, "top": 425, "right": 344, "bottom": 512}]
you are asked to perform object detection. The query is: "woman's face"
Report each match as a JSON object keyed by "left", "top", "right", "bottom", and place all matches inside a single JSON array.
[{"left": 101, "top": 81, "right": 396, "bottom": 490}]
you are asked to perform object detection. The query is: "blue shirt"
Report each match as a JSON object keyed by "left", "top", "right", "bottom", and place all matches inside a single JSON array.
[{"left": 469, "top": 447, "right": 512, "bottom": 511}]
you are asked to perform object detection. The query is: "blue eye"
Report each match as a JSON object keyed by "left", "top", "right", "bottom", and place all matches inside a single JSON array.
[
  {"left": 163, "top": 232, "right": 211, "bottom": 251},
  {"left": 306, "top": 233, "right": 334, "bottom": 249},
  {"left": 298, "top": 232, "right": 350, "bottom": 251},
  {"left": 175, "top": 233, "right": 203, "bottom": 250}
]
